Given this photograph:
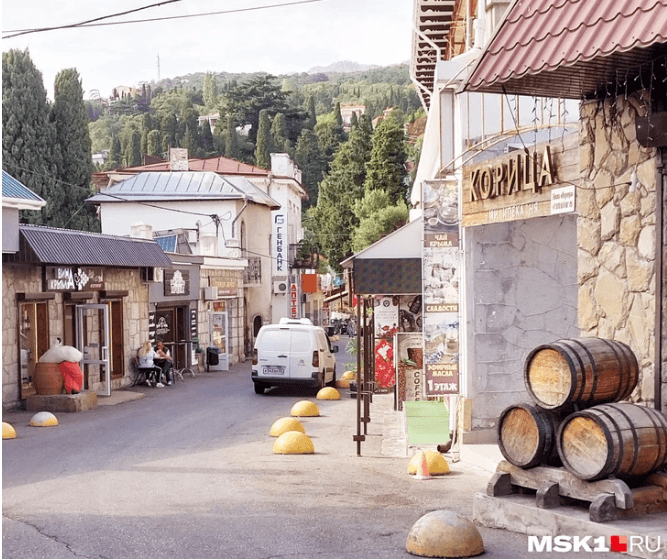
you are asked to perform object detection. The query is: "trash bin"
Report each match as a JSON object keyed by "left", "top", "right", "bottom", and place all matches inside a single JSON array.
[{"left": 206, "top": 346, "right": 220, "bottom": 369}]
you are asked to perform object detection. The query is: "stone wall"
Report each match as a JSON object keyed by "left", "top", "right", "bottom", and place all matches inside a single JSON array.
[
  {"left": 662, "top": 158, "right": 667, "bottom": 414},
  {"left": 466, "top": 214, "right": 579, "bottom": 432},
  {"left": 578, "top": 93, "right": 660, "bottom": 406}
]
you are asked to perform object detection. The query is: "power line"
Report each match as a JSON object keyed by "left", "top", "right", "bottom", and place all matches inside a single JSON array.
[{"left": 3, "top": 0, "right": 330, "bottom": 39}]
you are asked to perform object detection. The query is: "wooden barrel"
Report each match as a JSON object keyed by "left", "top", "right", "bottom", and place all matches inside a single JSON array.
[
  {"left": 497, "top": 403, "right": 567, "bottom": 468},
  {"left": 557, "top": 403, "right": 667, "bottom": 481},
  {"left": 34, "top": 362, "right": 64, "bottom": 395},
  {"left": 524, "top": 338, "right": 638, "bottom": 410}
]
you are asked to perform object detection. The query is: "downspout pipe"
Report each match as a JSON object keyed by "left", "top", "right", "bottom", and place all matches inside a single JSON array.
[
  {"left": 231, "top": 196, "right": 249, "bottom": 239},
  {"left": 655, "top": 151, "right": 665, "bottom": 412}
]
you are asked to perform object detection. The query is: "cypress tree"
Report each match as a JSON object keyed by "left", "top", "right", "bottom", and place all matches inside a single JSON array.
[
  {"left": 254, "top": 109, "right": 272, "bottom": 168},
  {"left": 2, "top": 49, "right": 59, "bottom": 226},
  {"left": 223, "top": 115, "right": 239, "bottom": 159},
  {"left": 51, "top": 68, "right": 99, "bottom": 230},
  {"left": 146, "top": 130, "right": 161, "bottom": 156},
  {"left": 109, "top": 136, "right": 122, "bottom": 167}
]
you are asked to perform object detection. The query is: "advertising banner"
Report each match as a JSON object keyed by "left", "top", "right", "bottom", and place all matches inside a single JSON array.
[
  {"left": 373, "top": 296, "right": 398, "bottom": 389},
  {"left": 395, "top": 332, "right": 424, "bottom": 410},
  {"left": 422, "top": 179, "right": 460, "bottom": 395}
]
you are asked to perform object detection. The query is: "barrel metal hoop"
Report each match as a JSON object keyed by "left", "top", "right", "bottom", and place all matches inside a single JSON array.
[
  {"left": 559, "top": 339, "right": 590, "bottom": 405},
  {"left": 597, "top": 404, "right": 629, "bottom": 479},
  {"left": 599, "top": 339, "right": 631, "bottom": 402},
  {"left": 571, "top": 338, "right": 602, "bottom": 406},
  {"left": 636, "top": 405, "right": 667, "bottom": 474}
]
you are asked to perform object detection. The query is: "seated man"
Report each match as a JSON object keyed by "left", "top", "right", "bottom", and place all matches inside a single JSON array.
[
  {"left": 154, "top": 340, "right": 174, "bottom": 386},
  {"left": 137, "top": 341, "right": 162, "bottom": 387}
]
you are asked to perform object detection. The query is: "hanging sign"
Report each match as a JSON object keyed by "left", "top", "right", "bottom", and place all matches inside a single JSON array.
[
  {"left": 45, "top": 266, "right": 104, "bottom": 291},
  {"left": 164, "top": 269, "right": 190, "bottom": 296},
  {"left": 290, "top": 282, "right": 299, "bottom": 318},
  {"left": 271, "top": 211, "right": 288, "bottom": 275}
]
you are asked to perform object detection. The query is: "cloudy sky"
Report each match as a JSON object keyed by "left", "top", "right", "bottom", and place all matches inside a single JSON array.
[{"left": 2, "top": 0, "right": 413, "bottom": 99}]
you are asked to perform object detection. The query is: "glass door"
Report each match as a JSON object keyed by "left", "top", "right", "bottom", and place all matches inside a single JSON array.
[{"left": 76, "top": 304, "right": 111, "bottom": 396}]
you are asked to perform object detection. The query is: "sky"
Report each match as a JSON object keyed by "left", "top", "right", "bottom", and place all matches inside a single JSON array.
[{"left": 2, "top": 0, "right": 414, "bottom": 100}]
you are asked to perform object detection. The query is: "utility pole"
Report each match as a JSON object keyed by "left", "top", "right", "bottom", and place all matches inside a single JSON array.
[{"left": 157, "top": 54, "right": 161, "bottom": 83}]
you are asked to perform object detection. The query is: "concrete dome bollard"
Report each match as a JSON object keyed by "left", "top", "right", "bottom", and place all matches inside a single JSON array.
[
  {"left": 335, "top": 378, "right": 350, "bottom": 388},
  {"left": 406, "top": 510, "right": 484, "bottom": 558},
  {"left": 290, "top": 400, "right": 320, "bottom": 417},
  {"left": 316, "top": 387, "right": 341, "bottom": 400},
  {"left": 30, "top": 411, "right": 59, "bottom": 427},
  {"left": 2, "top": 422, "right": 17, "bottom": 439},
  {"left": 342, "top": 371, "right": 357, "bottom": 380},
  {"left": 408, "top": 450, "right": 450, "bottom": 476},
  {"left": 270, "top": 417, "right": 305, "bottom": 437},
  {"left": 273, "top": 431, "right": 315, "bottom": 454}
]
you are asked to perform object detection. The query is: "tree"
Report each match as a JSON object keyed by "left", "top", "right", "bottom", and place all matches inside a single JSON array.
[
  {"left": 146, "top": 130, "right": 162, "bottom": 156},
  {"left": 350, "top": 189, "right": 409, "bottom": 252},
  {"left": 203, "top": 72, "right": 218, "bottom": 110},
  {"left": 124, "top": 129, "right": 142, "bottom": 166},
  {"left": 364, "top": 110, "right": 409, "bottom": 203},
  {"left": 108, "top": 136, "right": 122, "bottom": 167},
  {"left": 305, "top": 95, "right": 317, "bottom": 130},
  {"left": 294, "top": 129, "right": 326, "bottom": 208},
  {"left": 2, "top": 49, "right": 59, "bottom": 226},
  {"left": 51, "top": 68, "right": 99, "bottom": 230},
  {"left": 271, "top": 112, "right": 291, "bottom": 153},
  {"left": 254, "top": 109, "right": 272, "bottom": 168},
  {"left": 199, "top": 120, "right": 215, "bottom": 156}
]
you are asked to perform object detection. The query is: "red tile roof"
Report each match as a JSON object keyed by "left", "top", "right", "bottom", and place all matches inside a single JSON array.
[{"left": 465, "top": 0, "right": 667, "bottom": 98}]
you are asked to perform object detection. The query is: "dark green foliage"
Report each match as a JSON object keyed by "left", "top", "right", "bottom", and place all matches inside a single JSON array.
[
  {"left": 2, "top": 49, "right": 60, "bottom": 226},
  {"left": 108, "top": 136, "right": 122, "bottom": 167},
  {"left": 255, "top": 109, "right": 272, "bottom": 168},
  {"left": 294, "top": 129, "right": 326, "bottom": 209},
  {"left": 146, "top": 130, "right": 161, "bottom": 156},
  {"left": 364, "top": 110, "right": 409, "bottom": 204},
  {"left": 271, "top": 112, "right": 291, "bottom": 154},
  {"left": 51, "top": 68, "right": 99, "bottom": 230}
]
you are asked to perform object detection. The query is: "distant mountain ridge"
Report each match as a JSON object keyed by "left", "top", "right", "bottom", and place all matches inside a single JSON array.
[{"left": 307, "top": 61, "right": 382, "bottom": 74}]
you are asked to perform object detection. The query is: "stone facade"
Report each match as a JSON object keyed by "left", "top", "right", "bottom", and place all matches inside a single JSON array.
[
  {"left": 2, "top": 263, "right": 152, "bottom": 410},
  {"left": 578, "top": 92, "right": 661, "bottom": 406}
]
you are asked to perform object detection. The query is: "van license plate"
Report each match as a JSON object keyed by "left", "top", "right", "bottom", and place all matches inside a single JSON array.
[{"left": 263, "top": 366, "right": 285, "bottom": 375}]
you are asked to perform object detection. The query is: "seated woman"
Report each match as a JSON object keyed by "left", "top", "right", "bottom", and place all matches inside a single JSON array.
[
  {"left": 154, "top": 340, "right": 174, "bottom": 386},
  {"left": 137, "top": 341, "right": 162, "bottom": 387}
]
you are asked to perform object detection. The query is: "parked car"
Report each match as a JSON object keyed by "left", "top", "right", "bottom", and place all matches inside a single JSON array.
[{"left": 252, "top": 318, "right": 338, "bottom": 394}]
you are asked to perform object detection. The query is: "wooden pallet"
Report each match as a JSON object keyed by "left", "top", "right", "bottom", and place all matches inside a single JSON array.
[{"left": 487, "top": 460, "right": 667, "bottom": 522}]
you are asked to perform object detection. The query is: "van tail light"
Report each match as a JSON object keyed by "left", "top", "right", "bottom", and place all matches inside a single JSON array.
[
  {"left": 252, "top": 349, "right": 258, "bottom": 365},
  {"left": 312, "top": 350, "right": 319, "bottom": 367}
]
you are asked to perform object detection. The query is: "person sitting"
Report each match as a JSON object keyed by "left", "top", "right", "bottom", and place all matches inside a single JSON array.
[
  {"left": 137, "top": 341, "right": 162, "bottom": 387},
  {"left": 154, "top": 340, "right": 174, "bottom": 386}
]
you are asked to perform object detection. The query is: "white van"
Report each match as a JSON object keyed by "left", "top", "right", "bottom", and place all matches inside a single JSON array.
[{"left": 251, "top": 318, "right": 339, "bottom": 394}]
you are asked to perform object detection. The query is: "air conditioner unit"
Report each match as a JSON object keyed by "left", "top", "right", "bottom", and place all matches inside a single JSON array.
[
  {"left": 273, "top": 280, "right": 288, "bottom": 294},
  {"left": 141, "top": 267, "right": 163, "bottom": 283},
  {"left": 203, "top": 286, "right": 219, "bottom": 300}
]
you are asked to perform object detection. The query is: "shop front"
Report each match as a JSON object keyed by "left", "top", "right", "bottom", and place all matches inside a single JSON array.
[
  {"left": 2, "top": 225, "right": 172, "bottom": 408},
  {"left": 148, "top": 263, "right": 200, "bottom": 371}
]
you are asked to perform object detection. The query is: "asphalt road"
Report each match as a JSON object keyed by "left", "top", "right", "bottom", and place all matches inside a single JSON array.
[{"left": 2, "top": 342, "right": 624, "bottom": 559}]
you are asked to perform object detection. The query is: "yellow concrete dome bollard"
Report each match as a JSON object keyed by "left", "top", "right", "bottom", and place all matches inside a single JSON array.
[
  {"left": 273, "top": 431, "right": 315, "bottom": 454},
  {"left": 290, "top": 400, "right": 320, "bottom": 417},
  {"left": 29, "top": 411, "right": 59, "bottom": 427},
  {"left": 270, "top": 417, "right": 305, "bottom": 437},
  {"left": 406, "top": 510, "right": 484, "bottom": 558},
  {"left": 335, "top": 378, "right": 350, "bottom": 388},
  {"left": 342, "top": 371, "right": 356, "bottom": 380},
  {"left": 316, "top": 387, "right": 341, "bottom": 400},
  {"left": 2, "top": 422, "right": 17, "bottom": 439},
  {"left": 408, "top": 450, "right": 450, "bottom": 476}
]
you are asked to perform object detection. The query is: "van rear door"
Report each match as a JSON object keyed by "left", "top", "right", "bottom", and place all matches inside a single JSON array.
[
  {"left": 288, "top": 328, "right": 314, "bottom": 380},
  {"left": 256, "top": 328, "right": 290, "bottom": 379}
]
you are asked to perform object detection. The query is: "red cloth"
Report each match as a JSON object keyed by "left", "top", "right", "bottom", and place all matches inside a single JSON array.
[{"left": 58, "top": 361, "right": 83, "bottom": 394}]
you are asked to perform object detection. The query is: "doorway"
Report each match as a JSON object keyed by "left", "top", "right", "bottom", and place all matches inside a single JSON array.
[
  {"left": 155, "top": 305, "right": 189, "bottom": 369},
  {"left": 76, "top": 304, "right": 111, "bottom": 396},
  {"left": 18, "top": 301, "right": 50, "bottom": 400}
]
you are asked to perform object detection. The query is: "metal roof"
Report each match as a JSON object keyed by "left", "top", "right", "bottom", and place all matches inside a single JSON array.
[
  {"left": 12, "top": 224, "right": 173, "bottom": 267},
  {"left": 464, "top": 0, "right": 667, "bottom": 99},
  {"left": 2, "top": 171, "right": 46, "bottom": 207},
  {"left": 87, "top": 171, "right": 280, "bottom": 209}
]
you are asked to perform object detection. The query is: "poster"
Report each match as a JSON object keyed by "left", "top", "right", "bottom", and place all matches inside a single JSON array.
[
  {"left": 373, "top": 296, "right": 398, "bottom": 389},
  {"left": 422, "top": 179, "right": 460, "bottom": 395},
  {"left": 395, "top": 332, "right": 424, "bottom": 410},
  {"left": 399, "top": 295, "right": 422, "bottom": 332}
]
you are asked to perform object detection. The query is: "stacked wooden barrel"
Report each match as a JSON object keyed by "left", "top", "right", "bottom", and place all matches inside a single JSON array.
[{"left": 497, "top": 337, "right": 667, "bottom": 481}]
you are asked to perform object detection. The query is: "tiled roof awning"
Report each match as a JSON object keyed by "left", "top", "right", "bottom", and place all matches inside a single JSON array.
[
  {"left": 464, "top": 0, "right": 667, "bottom": 99},
  {"left": 11, "top": 224, "right": 173, "bottom": 267}
]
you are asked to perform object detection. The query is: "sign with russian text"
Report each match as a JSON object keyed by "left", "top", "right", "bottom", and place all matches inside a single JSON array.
[
  {"left": 462, "top": 135, "right": 578, "bottom": 227},
  {"left": 290, "top": 282, "right": 299, "bottom": 318},
  {"left": 422, "top": 179, "right": 460, "bottom": 395},
  {"left": 45, "top": 266, "right": 104, "bottom": 291},
  {"left": 271, "top": 211, "right": 288, "bottom": 275}
]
